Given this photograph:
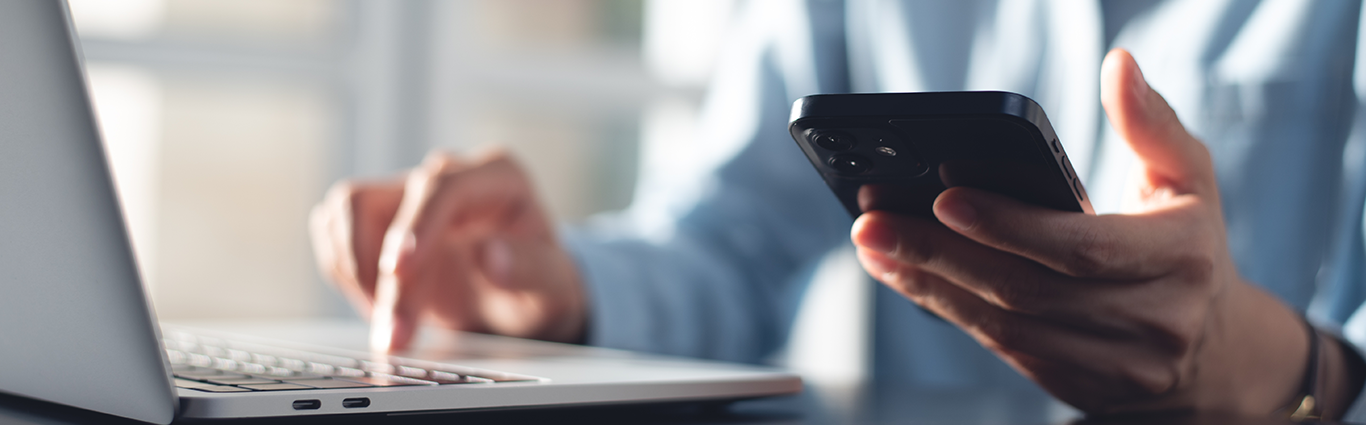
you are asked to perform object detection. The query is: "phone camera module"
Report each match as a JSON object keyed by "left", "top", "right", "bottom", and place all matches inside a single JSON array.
[
  {"left": 829, "top": 154, "right": 873, "bottom": 175},
  {"left": 813, "top": 132, "right": 855, "bottom": 151}
]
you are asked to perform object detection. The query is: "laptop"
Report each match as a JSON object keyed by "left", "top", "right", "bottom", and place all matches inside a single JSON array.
[{"left": 0, "top": 2, "right": 801, "bottom": 423}]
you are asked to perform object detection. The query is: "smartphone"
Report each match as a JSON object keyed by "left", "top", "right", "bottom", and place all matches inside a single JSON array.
[{"left": 788, "top": 91, "right": 1094, "bottom": 219}]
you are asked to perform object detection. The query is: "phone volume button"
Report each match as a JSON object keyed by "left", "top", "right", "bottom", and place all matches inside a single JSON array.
[{"left": 1060, "top": 156, "right": 1073, "bottom": 180}]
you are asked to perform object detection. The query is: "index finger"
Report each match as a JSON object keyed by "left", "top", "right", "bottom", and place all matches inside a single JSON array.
[
  {"left": 369, "top": 150, "right": 531, "bottom": 352},
  {"left": 932, "top": 187, "right": 1213, "bottom": 279}
]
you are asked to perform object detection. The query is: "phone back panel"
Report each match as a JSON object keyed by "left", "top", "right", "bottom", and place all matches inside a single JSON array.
[{"left": 788, "top": 91, "right": 1093, "bottom": 219}]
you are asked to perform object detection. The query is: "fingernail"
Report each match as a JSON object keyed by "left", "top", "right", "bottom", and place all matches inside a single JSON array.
[
  {"left": 483, "top": 238, "right": 514, "bottom": 288},
  {"left": 854, "top": 216, "right": 899, "bottom": 254},
  {"left": 369, "top": 277, "right": 398, "bottom": 352},
  {"left": 369, "top": 307, "right": 393, "bottom": 352},
  {"left": 936, "top": 196, "right": 978, "bottom": 231},
  {"left": 1129, "top": 58, "right": 1149, "bottom": 101},
  {"left": 378, "top": 231, "right": 416, "bottom": 275}
]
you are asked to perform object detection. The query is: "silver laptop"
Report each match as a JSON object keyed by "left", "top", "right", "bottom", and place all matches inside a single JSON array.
[{"left": 0, "top": 2, "right": 800, "bottom": 423}]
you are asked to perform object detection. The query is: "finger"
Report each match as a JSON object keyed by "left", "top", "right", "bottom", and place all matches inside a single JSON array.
[
  {"left": 375, "top": 237, "right": 490, "bottom": 351},
  {"left": 370, "top": 272, "right": 419, "bottom": 352},
  {"left": 471, "top": 235, "right": 584, "bottom": 340},
  {"left": 311, "top": 183, "right": 369, "bottom": 311},
  {"left": 933, "top": 186, "right": 1206, "bottom": 279},
  {"left": 382, "top": 150, "right": 528, "bottom": 280},
  {"left": 371, "top": 149, "right": 528, "bottom": 351},
  {"left": 368, "top": 153, "right": 468, "bottom": 353},
  {"left": 851, "top": 210, "right": 1083, "bottom": 317},
  {"left": 1100, "top": 49, "right": 1216, "bottom": 197},
  {"left": 346, "top": 181, "right": 404, "bottom": 299},
  {"left": 857, "top": 250, "right": 1176, "bottom": 396}
]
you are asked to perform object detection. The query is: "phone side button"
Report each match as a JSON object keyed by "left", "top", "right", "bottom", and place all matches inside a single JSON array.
[
  {"left": 1051, "top": 138, "right": 1061, "bottom": 153},
  {"left": 1060, "top": 155, "right": 1073, "bottom": 180},
  {"left": 1072, "top": 177, "right": 1085, "bottom": 201}
]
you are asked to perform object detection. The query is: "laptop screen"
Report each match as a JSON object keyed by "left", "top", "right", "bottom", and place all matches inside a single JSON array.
[{"left": 0, "top": 1, "right": 176, "bottom": 423}]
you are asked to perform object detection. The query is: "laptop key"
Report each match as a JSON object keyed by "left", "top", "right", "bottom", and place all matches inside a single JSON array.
[
  {"left": 206, "top": 378, "right": 280, "bottom": 385},
  {"left": 238, "top": 362, "right": 267, "bottom": 375},
  {"left": 279, "top": 358, "right": 307, "bottom": 371},
  {"left": 186, "top": 385, "right": 253, "bottom": 393},
  {"left": 165, "top": 349, "right": 187, "bottom": 365},
  {"left": 237, "top": 383, "right": 313, "bottom": 391},
  {"left": 360, "top": 361, "right": 395, "bottom": 374},
  {"left": 285, "top": 379, "right": 373, "bottom": 389},
  {"left": 176, "top": 371, "right": 247, "bottom": 380},
  {"left": 175, "top": 378, "right": 215, "bottom": 389},
  {"left": 307, "top": 362, "right": 335, "bottom": 375},
  {"left": 396, "top": 366, "right": 428, "bottom": 379},
  {"left": 428, "top": 371, "right": 476, "bottom": 384},
  {"left": 250, "top": 353, "right": 278, "bottom": 366},
  {"left": 337, "top": 374, "right": 437, "bottom": 387},
  {"left": 187, "top": 353, "right": 212, "bottom": 367}
]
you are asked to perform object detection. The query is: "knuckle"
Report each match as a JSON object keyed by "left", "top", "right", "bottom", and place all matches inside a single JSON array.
[
  {"left": 888, "top": 266, "right": 930, "bottom": 297},
  {"left": 1153, "top": 312, "right": 1204, "bottom": 356},
  {"left": 423, "top": 149, "right": 460, "bottom": 169},
  {"left": 1117, "top": 361, "right": 1179, "bottom": 397},
  {"left": 325, "top": 180, "right": 360, "bottom": 204},
  {"left": 894, "top": 228, "right": 936, "bottom": 265},
  {"left": 1063, "top": 227, "right": 1117, "bottom": 276},
  {"left": 1173, "top": 252, "right": 1217, "bottom": 289},
  {"left": 989, "top": 280, "right": 1038, "bottom": 312},
  {"left": 983, "top": 266, "right": 1046, "bottom": 311},
  {"left": 975, "top": 317, "right": 1023, "bottom": 349}
]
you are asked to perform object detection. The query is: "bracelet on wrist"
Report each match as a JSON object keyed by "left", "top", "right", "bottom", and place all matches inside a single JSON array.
[{"left": 1283, "top": 315, "right": 1321, "bottom": 422}]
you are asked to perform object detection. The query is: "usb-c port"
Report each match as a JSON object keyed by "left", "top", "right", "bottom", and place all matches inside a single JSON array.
[
  {"left": 292, "top": 400, "right": 321, "bottom": 410},
  {"left": 342, "top": 397, "right": 371, "bottom": 408}
]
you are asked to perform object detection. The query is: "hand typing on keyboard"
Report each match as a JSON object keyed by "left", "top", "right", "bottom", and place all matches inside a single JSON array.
[
  {"left": 164, "top": 332, "right": 537, "bottom": 393},
  {"left": 309, "top": 149, "right": 587, "bottom": 352}
]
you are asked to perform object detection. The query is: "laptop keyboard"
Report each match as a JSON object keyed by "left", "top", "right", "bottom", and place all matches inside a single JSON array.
[{"left": 163, "top": 331, "right": 542, "bottom": 393}]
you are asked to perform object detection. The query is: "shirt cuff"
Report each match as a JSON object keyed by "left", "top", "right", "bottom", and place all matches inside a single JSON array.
[
  {"left": 559, "top": 226, "right": 653, "bottom": 353},
  {"left": 1332, "top": 321, "right": 1366, "bottom": 421}
]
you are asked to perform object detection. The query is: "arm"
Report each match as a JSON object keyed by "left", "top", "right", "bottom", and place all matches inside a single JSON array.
[
  {"left": 308, "top": 0, "right": 853, "bottom": 359},
  {"left": 566, "top": 0, "right": 853, "bottom": 362},
  {"left": 851, "top": 49, "right": 1365, "bottom": 417}
]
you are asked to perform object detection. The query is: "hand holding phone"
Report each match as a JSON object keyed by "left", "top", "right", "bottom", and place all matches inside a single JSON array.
[{"left": 817, "top": 52, "right": 1341, "bottom": 418}]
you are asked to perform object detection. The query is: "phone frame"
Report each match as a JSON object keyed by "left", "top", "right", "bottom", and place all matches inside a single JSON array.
[{"left": 789, "top": 91, "right": 1094, "bottom": 218}]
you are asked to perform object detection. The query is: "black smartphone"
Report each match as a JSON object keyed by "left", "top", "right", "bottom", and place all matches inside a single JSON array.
[{"left": 788, "top": 91, "right": 1094, "bottom": 219}]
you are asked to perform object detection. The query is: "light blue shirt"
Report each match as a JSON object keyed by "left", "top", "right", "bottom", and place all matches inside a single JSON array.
[{"left": 564, "top": 0, "right": 1366, "bottom": 419}]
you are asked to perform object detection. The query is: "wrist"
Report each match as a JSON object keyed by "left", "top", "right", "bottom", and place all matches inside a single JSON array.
[
  {"left": 1201, "top": 281, "right": 1309, "bottom": 415},
  {"left": 545, "top": 247, "right": 588, "bottom": 344},
  {"left": 1313, "top": 331, "right": 1366, "bottom": 419}
]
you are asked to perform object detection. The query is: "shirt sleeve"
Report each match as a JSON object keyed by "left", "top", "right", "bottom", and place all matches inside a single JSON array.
[
  {"left": 1319, "top": 3, "right": 1366, "bottom": 420},
  {"left": 559, "top": 0, "right": 853, "bottom": 363}
]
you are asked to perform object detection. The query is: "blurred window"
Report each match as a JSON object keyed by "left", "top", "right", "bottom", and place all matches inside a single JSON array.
[
  {"left": 70, "top": 0, "right": 730, "bottom": 322},
  {"left": 70, "top": 0, "right": 653, "bottom": 321}
]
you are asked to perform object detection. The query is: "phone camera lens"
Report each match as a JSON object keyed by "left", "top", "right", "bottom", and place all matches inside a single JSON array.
[
  {"left": 829, "top": 154, "right": 873, "bottom": 175},
  {"left": 813, "top": 132, "right": 855, "bottom": 151}
]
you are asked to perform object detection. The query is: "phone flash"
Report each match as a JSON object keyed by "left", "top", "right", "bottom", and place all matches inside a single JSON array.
[{"left": 875, "top": 146, "right": 897, "bottom": 157}]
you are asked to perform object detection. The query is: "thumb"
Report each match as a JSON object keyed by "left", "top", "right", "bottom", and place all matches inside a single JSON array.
[{"left": 1100, "top": 49, "right": 1215, "bottom": 196}]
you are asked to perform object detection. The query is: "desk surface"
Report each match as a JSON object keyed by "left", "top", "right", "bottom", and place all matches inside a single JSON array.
[
  {"left": 0, "top": 384, "right": 1346, "bottom": 425},
  {"left": 3, "top": 321, "right": 1348, "bottom": 424}
]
